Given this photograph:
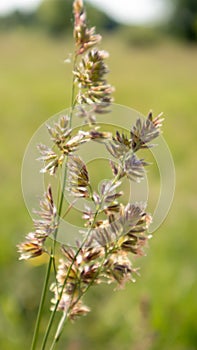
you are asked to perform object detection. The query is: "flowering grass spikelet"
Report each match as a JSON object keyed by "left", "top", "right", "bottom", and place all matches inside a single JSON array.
[
  {"left": 17, "top": 186, "right": 57, "bottom": 260},
  {"left": 67, "top": 155, "right": 90, "bottom": 198},
  {"left": 73, "top": 0, "right": 101, "bottom": 55}
]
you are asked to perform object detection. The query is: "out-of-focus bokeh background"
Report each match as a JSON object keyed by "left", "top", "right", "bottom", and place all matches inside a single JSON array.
[{"left": 1, "top": 0, "right": 197, "bottom": 349}]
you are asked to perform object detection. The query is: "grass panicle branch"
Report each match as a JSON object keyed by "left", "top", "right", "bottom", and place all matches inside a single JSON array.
[{"left": 17, "top": 0, "right": 163, "bottom": 349}]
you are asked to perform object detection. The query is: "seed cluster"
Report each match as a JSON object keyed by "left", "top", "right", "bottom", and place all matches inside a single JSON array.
[{"left": 17, "top": 0, "right": 163, "bottom": 341}]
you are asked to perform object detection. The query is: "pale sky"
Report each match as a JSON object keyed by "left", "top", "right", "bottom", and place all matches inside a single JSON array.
[{"left": 0, "top": 0, "right": 167, "bottom": 24}]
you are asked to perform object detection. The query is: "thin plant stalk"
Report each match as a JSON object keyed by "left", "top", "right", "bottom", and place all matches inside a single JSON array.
[
  {"left": 40, "top": 54, "right": 78, "bottom": 350},
  {"left": 30, "top": 251, "right": 53, "bottom": 350},
  {"left": 30, "top": 163, "right": 67, "bottom": 350},
  {"left": 49, "top": 311, "right": 68, "bottom": 350},
  {"left": 31, "top": 52, "right": 78, "bottom": 350},
  {"left": 69, "top": 54, "right": 77, "bottom": 124}
]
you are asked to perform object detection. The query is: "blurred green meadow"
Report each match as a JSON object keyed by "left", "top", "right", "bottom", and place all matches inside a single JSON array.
[{"left": 1, "top": 28, "right": 197, "bottom": 350}]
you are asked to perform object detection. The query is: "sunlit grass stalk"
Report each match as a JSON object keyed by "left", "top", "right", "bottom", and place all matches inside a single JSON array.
[
  {"left": 31, "top": 49, "right": 78, "bottom": 349},
  {"left": 40, "top": 58, "right": 79, "bottom": 349},
  {"left": 49, "top": 310, "right": 68, "bottom": 350},
  {"left": 30, "top": 251, "right": 53, "bottom": 350}
]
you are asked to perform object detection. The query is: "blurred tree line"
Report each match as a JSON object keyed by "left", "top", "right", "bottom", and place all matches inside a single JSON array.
[
  {"left": 0, "top": 0, "right": 197, "bottom": 42},
  {"left": 168, "top": 0, "right": 197, "bottom": 41},
  {"left": 0, "top": 0, "right": 118, "bottom": 34}
]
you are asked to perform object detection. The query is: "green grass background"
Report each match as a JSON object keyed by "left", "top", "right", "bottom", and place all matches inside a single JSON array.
[{"left": 0, "top": 30, "right": 197, "bottom": 349}]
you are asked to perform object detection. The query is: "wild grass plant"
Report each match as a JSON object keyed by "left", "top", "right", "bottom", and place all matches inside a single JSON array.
[{"left": 17, "top": 1, "right": 164, "bottom": 349}]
